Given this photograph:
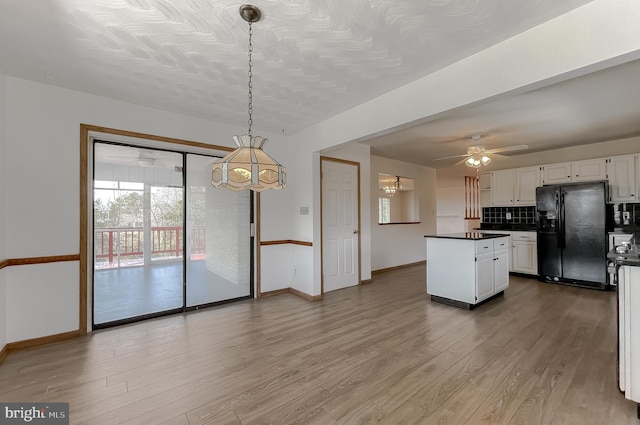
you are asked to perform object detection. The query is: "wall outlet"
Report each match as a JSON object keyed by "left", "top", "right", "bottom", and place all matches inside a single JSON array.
[{"left": 506, "top": 212, "right": 512, "bottom": 220}]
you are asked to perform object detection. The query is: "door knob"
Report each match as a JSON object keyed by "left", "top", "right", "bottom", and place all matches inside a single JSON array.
[{"left": 353, "top": 230, "right": 359, "bottom": 234}]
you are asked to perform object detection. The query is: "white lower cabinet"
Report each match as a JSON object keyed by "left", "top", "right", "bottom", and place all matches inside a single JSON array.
[
  {"left": 479, "top": 230, "right": 538, "bottom": 276},
  {"left": 511, "top": 232, "right": 538, "bottom": 275},
  {"left": 494, "top": 249, "right": 510, "bottom": 292},
  {"left": 476, "top": 252, "right": 495, "bottom": 302},
  {"left": 475, "top": 239, "right": 510, "bottom": 303}
]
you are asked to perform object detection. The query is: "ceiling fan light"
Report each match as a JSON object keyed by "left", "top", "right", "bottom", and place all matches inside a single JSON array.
[
  {"left": 465, "top": 157, "right": 475, "bottom": 166},
  {"left": 481, "top": 155, "right": 491, "bottom": 165}
]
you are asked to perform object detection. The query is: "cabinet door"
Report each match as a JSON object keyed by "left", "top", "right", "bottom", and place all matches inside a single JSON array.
[
  {"left": 494, "top": 250, "right": 510, "bottom": 292},
  {"left": 515, "top": 167, "right": 540, "bottom": 205},
  {"left": 512, "top": 241, "right": 537, "bottom": 275},
  {"left": 491, "top": 170, "right": 515, "bottom": 206},
  {"left": 608, "top": 155, "right": 636, "bottom": 202},
  {"left": 542, "top": 163, "right": 572, "bottom": 185},
  {"left": 572, "top": 158, "right": 607, "bottom": 182},
  {"left": 480, "top": 189, "right": 492, "bottom": 208},
  {"left": 478, "top": 173, "right": 491, "bottom": 190},
  {"left": 476, "top": 253, "right": 494, "bottom": 302}
]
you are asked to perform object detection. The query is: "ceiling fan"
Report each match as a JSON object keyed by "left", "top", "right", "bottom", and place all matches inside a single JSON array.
[
  {"left": 96, "top": 145, "right": 181, "bottom": 169},
  {"left": 433, "top": 135, "right": 528, "bottom": 168}
]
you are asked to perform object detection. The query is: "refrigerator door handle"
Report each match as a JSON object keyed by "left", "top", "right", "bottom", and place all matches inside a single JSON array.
[
  {"left": 559, "top": 190, "right": 566, "bottom": 249},
  {"left": 555, "top": 191, "right": 562, "bottom": 249}
]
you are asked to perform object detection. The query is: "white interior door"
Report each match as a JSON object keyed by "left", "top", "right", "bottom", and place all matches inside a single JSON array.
[{"left": 322, "top": 159, "right": 360, "bottom": 292}]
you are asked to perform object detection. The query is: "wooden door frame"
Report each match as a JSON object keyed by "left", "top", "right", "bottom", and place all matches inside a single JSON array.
[
  {"left": 319, "top": 156, "right": 362, "bottom": 294},
  {"left": 80, "top": 124, "right": 251, "bottom": 333}
]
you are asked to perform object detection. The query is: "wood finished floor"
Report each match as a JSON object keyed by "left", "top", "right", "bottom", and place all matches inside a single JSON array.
[{"left": 0, "top": 264, "right": 637, "bottom": 424}]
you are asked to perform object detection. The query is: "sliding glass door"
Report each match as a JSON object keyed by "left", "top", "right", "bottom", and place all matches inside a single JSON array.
[
  {"left": 92, "top": 142, "right": 253, "bottom": 328},
  {"left": 93, "top": 143, "right": 185, "bottom": 325},
  {"left": 185, "top": 154, "right": 252, "bottom": 306}
]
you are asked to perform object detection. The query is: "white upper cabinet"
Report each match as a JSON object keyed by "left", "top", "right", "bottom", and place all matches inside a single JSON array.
[
  {"left": 489, "top": 167, "right": 540, "bottom": 206},
  {"left": 481, "top": 153, "right": 639, "bottom": 206},
  {"left": 479, "top": 172, "right": 492, "bottom": 207},
  {"left": 541, "top": 162, "right": 572, "bottom": 185},
  {"left": 491, "top": 170, "right": 515, "bottom": 206},
  {"left": 572, "top": 158, "right": 607, "bottom": 182},
  {"left": 607, "top": 155, "right": 636, "bottom": 202},
  {"left": 478, "top": 173, "right": 491, "bottom": 190},
  {"left": 514, "top": 167, "right": 540, "bottom": 205},
  {"left": 542, "top": 159, "right": 607, "bottom": 185}
]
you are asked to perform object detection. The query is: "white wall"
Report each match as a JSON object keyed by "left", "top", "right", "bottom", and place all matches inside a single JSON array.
[
  {"left": 0, "top": 71, "right": 7, "bottom": 349},
  {"left": 3, "top": 77, "right": 279, "bottom": 342},
  {"left": 371, "top": 155, "right": 436, "bottom": 271}
]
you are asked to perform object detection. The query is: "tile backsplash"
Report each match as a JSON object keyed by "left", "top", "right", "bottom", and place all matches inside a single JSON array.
[
  {"left": 482, "top": 203, "right": 640, "bottom": 227},
  {"left": 482, "top": 206, "right": 536, "bottom": 225}
]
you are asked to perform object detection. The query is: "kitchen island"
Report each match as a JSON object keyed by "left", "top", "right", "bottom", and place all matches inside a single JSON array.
[
  {"left": 425, "top": 232, "right": 510, "bottom": 309},
  {"left": 608, "top": 237, "right": 640, "bottom": 418}
]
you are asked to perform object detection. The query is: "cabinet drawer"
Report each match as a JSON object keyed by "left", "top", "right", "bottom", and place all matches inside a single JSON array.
[
  {"left": 493, "top": 238, "right": 509, "bottom": 251},
  {"left": 475, "top": 240, "right": 494, "bottom": 254},
  {"left": 511, "top": 232, "right": 537, "bottom": 242}
]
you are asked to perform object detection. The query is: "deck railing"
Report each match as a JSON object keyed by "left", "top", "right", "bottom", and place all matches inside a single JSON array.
[{"left": 95, "top": 226, "right": 205, "bottom": 268}]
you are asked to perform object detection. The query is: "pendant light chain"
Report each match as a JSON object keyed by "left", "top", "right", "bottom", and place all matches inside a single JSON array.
[
  {"left": 247, "top": 20, "right": 254, "bottom": 138},
  {"left": 211, "top": 5, "right": 286, "bottom": 192}
]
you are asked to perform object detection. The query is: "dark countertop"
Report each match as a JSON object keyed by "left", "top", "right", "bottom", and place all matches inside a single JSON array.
[{"left": 425, "top": 232, "right": 510, "bottom": 241}]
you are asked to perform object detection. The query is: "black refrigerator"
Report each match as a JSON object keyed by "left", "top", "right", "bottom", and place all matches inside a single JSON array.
[{"left": 536, "top": 181, "right": 609, "bottom": 289}]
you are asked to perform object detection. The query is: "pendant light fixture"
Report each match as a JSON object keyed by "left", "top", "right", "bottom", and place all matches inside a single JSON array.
[{"left": 211, "top": 5, "right": 286, "bottom": 192}]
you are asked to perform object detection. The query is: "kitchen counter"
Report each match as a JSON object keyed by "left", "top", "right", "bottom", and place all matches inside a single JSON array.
[
  {"left": 425, "top": 235, "right": 510, "bottom": 309},
  {"left": 425, "top": 232, "right": 510, "bottom": 241},
  {"left": 608, "top": 231, "right": 640, "bottom": 267},
  {"left": 608, "top": 250, "right": 640, "bottom": 267}
]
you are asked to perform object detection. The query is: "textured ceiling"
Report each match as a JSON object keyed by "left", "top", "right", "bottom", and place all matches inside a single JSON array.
[{"left": 0, "top": 0, "right": 595, "bottom": 135}]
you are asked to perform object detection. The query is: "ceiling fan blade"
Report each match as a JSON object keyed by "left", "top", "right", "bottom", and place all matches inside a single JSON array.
[
  {"left": 433, "top": 153, "right": 470, "bottom": 161},
  {"left": 490, "top": 153, "right": 509, "bottom": 159},
  {"left": 486, "top": 144, "right": 528, "bottom": 154},
  {"left": 453, "top": 157, "right": 470, "bottom": 166}
]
